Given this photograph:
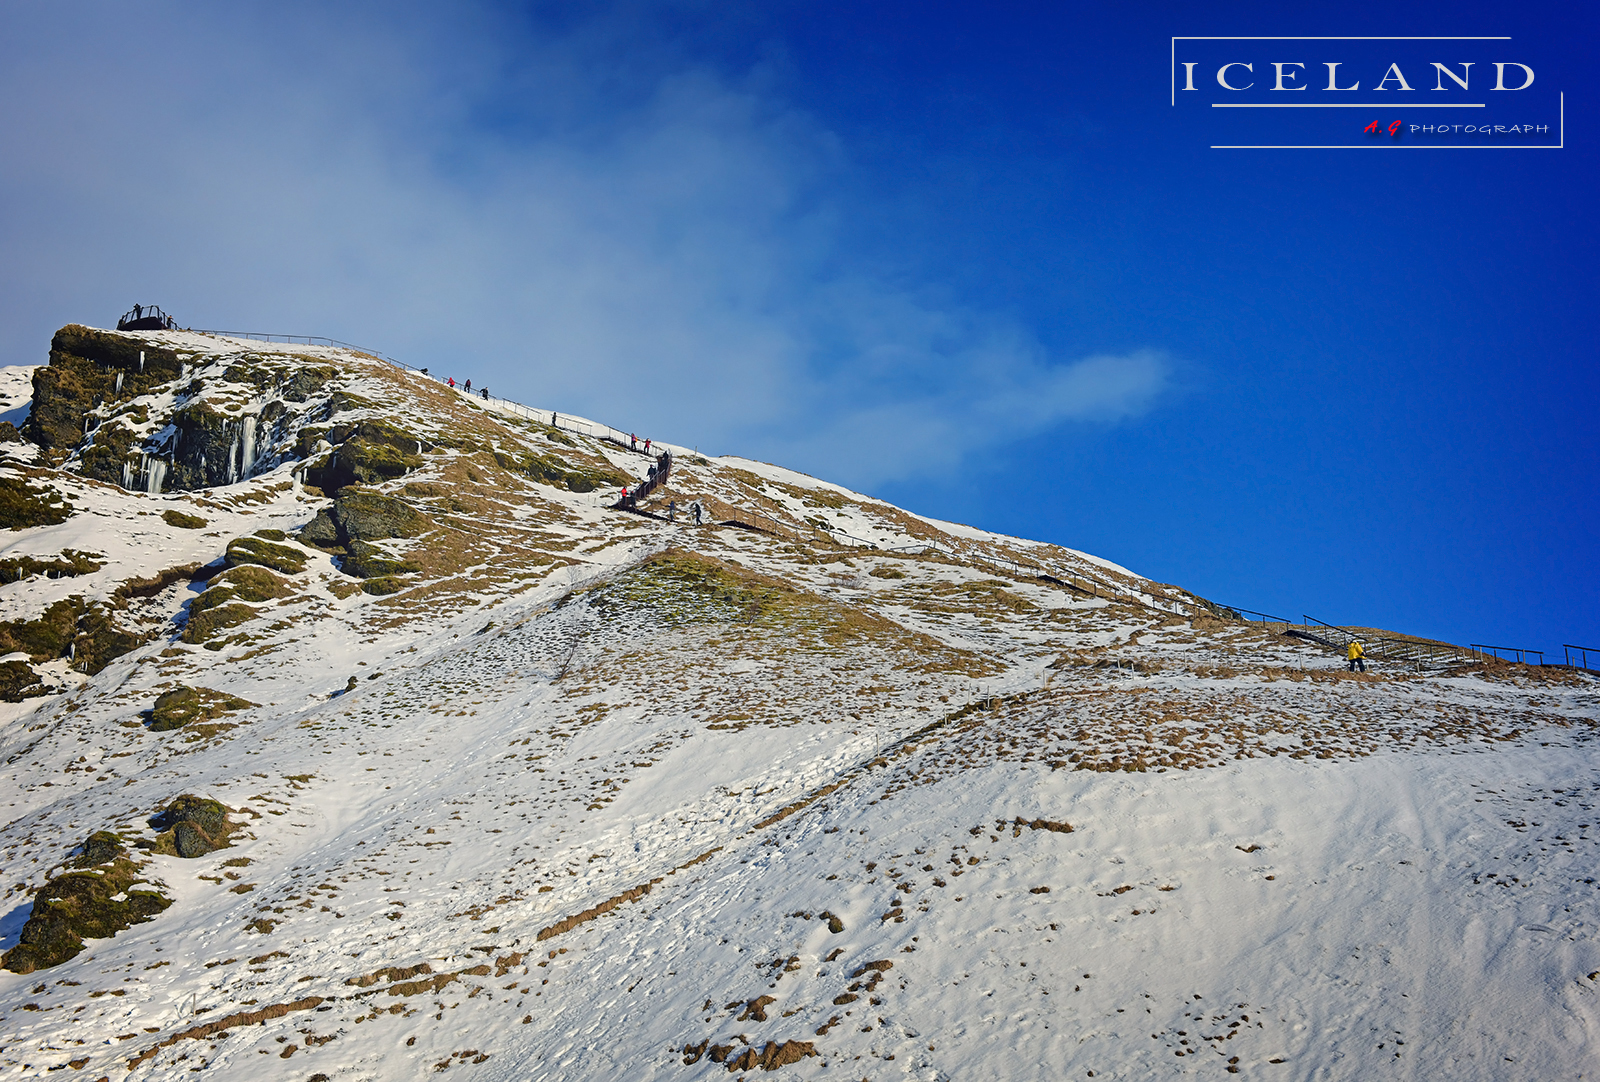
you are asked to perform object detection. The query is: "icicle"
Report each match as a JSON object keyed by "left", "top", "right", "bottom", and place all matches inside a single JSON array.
[
  {"left": 139, "top": 350, "right": 145, "bottom": 373},
  {"left": 115, "top": 371, "right": 124, "bottom": 394},
  {"left": 240, "top": 415, "right": 258, "bottom": 479},
  {"left": 227, "top": 428, "right": 240, "bottom": 485},
  {"left": 146, "top": 458, "right": 167, "bottom": 495},
  {"left": 121, "top": 460, "right": 134, "bottom": 490}
]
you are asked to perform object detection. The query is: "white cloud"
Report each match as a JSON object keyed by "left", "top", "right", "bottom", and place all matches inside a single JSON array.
[{"left": 0, "top": 1, "right": 1169, "bottom": 487}]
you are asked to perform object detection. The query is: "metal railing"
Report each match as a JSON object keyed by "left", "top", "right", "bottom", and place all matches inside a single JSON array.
[
  {"left": 1218, "top": 606, "right": 1291, "bottom": 624},
  {"left": 1471, "top": 644, "right": 1545, "bottom": 666},
  {"left": 1564, "top": 644, "right": 1600, "bottom": 670}
]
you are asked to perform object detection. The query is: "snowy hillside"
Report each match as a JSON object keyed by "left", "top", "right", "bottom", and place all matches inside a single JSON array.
[{"left": 0, "top": 326, "right": 1596, "bottom": 1081}]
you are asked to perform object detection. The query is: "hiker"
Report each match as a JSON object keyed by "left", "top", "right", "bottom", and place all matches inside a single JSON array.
[
  {"left": 481, "top": 387, "right": 489, "bottom": 400},
  {"left": 668, "top": 500, "right": 676, "bottom": 522},
  {"left": 447, "top": 377, "right": 456, "bottom": 388},
  {"left": 644, "top": 438, "right": 651, "bottom": 453},
  {"left": 692, "top": 501, "right": 702, "bottom": 525},
  {"left": 552, "top": 413, "right": 558, "bottom": 427},
  {"left": 465, "top": 379, "right": 472, "bottom": 393},
  {"left": 1347, "top": 641, "right": 1365, "bottom": 673}
]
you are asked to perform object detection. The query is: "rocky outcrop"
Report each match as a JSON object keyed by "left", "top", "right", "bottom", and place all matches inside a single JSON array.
[
  {"left": 149, "top": 686, "right": 256, "bottom": 732},
  {"left": 303, "top": 420, "right": 430, "bottom": 493},
  {"left": 0, "top": 596, "right": 147, "bottom": 676},
  {"left": 147, "top": 795, "right": 235, "bottom": 858},
  {"left": 0, "top": 658, "right": 51, "bottom": 701},
  {"left": 24, "top": 325, "right": 183, "bottom": 456},
  {"left": 0, "top": 831, "right": 171, "bottom": 974},
  {"left": 224, "top": 533, "right": 309, "bottom": 575},
  {"left": 298, "top": 490, "right": 432, "bottom": 583}
]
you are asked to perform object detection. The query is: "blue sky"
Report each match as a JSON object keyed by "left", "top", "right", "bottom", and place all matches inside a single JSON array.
[{"left": 0, "top": 0, "right": 1594, "bottom": 654}]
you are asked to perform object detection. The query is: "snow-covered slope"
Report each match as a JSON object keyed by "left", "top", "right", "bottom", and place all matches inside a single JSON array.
[{"left": 0, "top": 327, "right": 1596, "bottom": 1081}]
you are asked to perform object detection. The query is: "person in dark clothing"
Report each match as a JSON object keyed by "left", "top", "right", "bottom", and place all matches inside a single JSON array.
[
  {"left": 481, "top": 387, "right": 489, "bottom": 399},
  {"left": 668, "top": 500, "right": 676, "bottom": 522},
  {"left": 465, "top": 379, "right": 472, "bottom": 393},
  {"left": 692, "top": 502, "right": 702, "bottom": 525}
]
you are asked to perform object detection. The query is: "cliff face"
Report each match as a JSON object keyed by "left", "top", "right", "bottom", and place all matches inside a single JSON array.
[
  {"left": 25, "top": 325, "right": 183, "bottom": 456},
  {"left": 24, "top": 326, "right": 399, "bottom": 495}
]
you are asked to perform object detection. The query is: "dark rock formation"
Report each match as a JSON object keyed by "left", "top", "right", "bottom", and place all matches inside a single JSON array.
[
  {"left": 304, "top": 420, "right": 429, "bottom": 493},
  {"left": 0, "top": 659, "right": 49, "bottom": 701},
  {"left": 224, "top": 534, "right": 309, "bottom": 575},
  {"left": 0, "top": 831, "right": 171, "bottom": 973},
  {"left": 24, "top": 325, "right": 183, "bottom": 457},
  {"left": 149, "top": 686, "right": 256, "bottom": 732},
  {"left": 147, "top": 795, "right": 234, "bottom": 857}
]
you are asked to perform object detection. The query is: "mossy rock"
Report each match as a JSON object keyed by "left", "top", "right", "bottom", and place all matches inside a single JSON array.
[
  {"left": 150, "top": 686, "right": 255, "bottom": 731},
  {"left": 298, "top": 509, "right": 340, "bottom": 548},
  {"left": 332, "top": 491, "right": 431, "bottom": 541},
  {"left": 0, "top": 549, "right": 104, "bottom": 584},
  {"left": 78, "top": 830, "right": 124, "bottom": 866},
  {"left": 360, "top": 575, "right": 409, "bottom": 596},
  {"left": 181, "top": 602, "right": 259, "bottom": 644},
  {"left": 0, "top": 597, "right": 84, "bottom": 660},
  {"left": 0, "top": 596, "right": 144, "bottom": 673},
  {"left": 147, "top": 795, "right": 234, "bottom": 857},
  {"left": 0, "top": 422, "right": 20, "bottom": 443},
  {"left": 224, "top": 535, "right": 308, "bottom": 575},
  {"left": 162, "top": 509, "right": 207, "bottom": 529},
  {"left": 194, "top": 566, "right": 291, "bottom": 610},
  {"left": 0, "top": 659, "right": 48, "bottom": 702},
  {"left": 305, "top": 421, "right": 429, "bottom": 493},
  {"left": 282, "top": 366, "right": 336, "bottom": 402},
  {"left": 342, "top": 539, "right": 420, "bottom": 580},
  {"left": 75, "top": 419, "right": 141, "bottom": 487},
  {"left": 0, "top": 832, "right": 170, "bottom": 974},
  {"left": 73, "top": 604, "right": 147, "bottom": 675},
  {"left": 0, "top": 476, "right": 73, "bottom": 529}
]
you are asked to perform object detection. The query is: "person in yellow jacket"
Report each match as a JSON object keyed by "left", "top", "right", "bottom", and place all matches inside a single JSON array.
[{"left": 1347, "top": 640, "right": 1365, "bottom": 673}]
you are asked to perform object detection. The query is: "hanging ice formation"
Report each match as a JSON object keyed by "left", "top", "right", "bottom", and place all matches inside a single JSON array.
[
  {"left": 114, "top": 371, "right": 124, "bottom": 394},
  {"left": 120, "top": 455, "right": 168, "bottom": 495},
  {"left": 239, "top": 414, "right": 258, "bottom": 479}
]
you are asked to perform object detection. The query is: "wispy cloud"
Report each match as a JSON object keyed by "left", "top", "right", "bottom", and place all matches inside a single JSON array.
[{"left": 0, "top": 0, "right": 1170, "bottom": 487}]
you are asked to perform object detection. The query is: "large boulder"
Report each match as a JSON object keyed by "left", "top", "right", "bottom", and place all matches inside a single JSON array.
[
  {"left": 332, "top": 490, "right": 431, "bottom": 541},
  {"left": 148, "top": 795, "right": 234, "bottom": 857},
  {"left": 149, "top": 686, "right": 255, "bottom": 732},
  {"left": 305, "top": 421, "right": 429, "bottom": 493}
]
